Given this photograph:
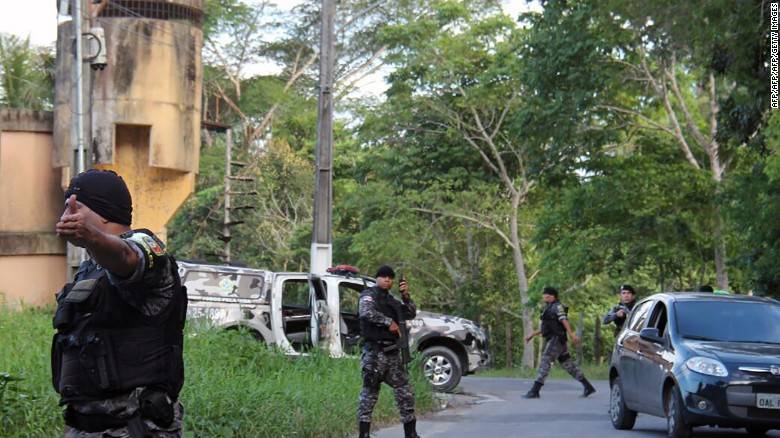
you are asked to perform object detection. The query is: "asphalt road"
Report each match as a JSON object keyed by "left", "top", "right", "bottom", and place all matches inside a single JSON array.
[{"left": 373, "top": 377, "right": 780, "bottom": 438}]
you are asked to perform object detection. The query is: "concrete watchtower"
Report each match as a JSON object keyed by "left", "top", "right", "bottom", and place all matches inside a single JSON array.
[{"left": 53, "top": 0, "right": 203, "bottom": 241}]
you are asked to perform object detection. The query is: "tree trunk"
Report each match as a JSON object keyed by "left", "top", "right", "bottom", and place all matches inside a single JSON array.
[
  {"left": 505, "top": 320, "right": 513, "bottom": 369},
  {"left": 713, "top": 203, "right": 729, "bottom": 290},
  {"left": 522, "top": 307, "right": 535, "bottom": 368},
  {"left": 576, "top": 312, "right": 584, "bottom": 366},
  {"left": 594, "top": 317, "right": 602, "bottom": 365},
  {"left": 509, "top": 194, "right": 534, "bottom": 368}
]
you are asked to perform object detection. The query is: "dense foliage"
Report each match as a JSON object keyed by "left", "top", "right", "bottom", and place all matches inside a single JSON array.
[
  {"left": 0, "top": 307, "right": 434, "bottom": 437},
  {"left": 165, "top": 0, "right": 776, "bottom": 368},
  {"left": 2, "top": 0, "right": 775, "bottom": 369}
]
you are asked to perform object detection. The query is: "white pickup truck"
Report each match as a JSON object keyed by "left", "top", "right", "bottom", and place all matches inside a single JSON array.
[{"left": 179, "top": 261, "right": 490, "bottom": 391}]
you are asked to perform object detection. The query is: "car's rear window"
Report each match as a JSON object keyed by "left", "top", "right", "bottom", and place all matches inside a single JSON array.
[{"left": 675, "top": 300, "right": 780, "bottom": 343}]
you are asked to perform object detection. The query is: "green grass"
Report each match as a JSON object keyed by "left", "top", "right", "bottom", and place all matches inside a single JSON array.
[
  {"left": 0, "top": 307, "right": 434, "bottom": 437},
  {"left": 479, "top": 362, "right": 611, "bottom": 381},
  {"left": 0, "top": 306, "right": 61, "bottom": 436}
]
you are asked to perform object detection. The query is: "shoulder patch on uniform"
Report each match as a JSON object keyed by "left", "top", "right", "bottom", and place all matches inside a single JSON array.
[
  {"left": 127, "top": 232, "right": 166, "bottom": 257},
  {"left": 360, "top": 295, "right": 374, "bottom": 302}
]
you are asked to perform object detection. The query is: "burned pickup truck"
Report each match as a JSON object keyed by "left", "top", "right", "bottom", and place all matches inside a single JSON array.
[{"left": 179, "top": 261, "right": 489, "bottom": 391}]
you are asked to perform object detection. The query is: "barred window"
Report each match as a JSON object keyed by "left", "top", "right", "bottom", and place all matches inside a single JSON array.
[{"left": 99, "top": 1, "right": 203, "bottom": 27}]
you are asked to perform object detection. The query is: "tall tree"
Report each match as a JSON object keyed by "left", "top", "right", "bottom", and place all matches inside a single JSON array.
[
  {"left": 0, "top": 34, "right": 53, "bottom": 110},
  {"left": 605, "top": 1, "right": 763, "bottom": 289},
  {"left": 375, "top": 1, "right": 563, "bottom": 366}
]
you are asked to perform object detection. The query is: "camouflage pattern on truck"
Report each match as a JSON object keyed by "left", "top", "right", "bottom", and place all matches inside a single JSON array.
[
  {"left": 409, "top": 311, "right": 489, "bottom": 374},
  {"left": 179, "top": 263, "right": 276, "bottom": 344}
]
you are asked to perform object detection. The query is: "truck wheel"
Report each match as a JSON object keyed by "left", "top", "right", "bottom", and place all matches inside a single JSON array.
[
  {"left": 609, "top": 376, "right": 636, "bottom": 430},
  {"left": 421, "top": 346, "right": 462, "bottom": 392},
  {"left": 666, "top": 384, "right": 692, "bottom": 438}
]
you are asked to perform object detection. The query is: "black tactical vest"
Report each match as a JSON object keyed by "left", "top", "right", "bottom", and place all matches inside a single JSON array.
[
  {"left": 540, "top": 301, "right": 566, "bottom": 339},
  {"left": 359, "top": 287, "right": 401, "bottom": 342},
  {"left": 51, "top": 258, "right": 187, "bottom": 404}
]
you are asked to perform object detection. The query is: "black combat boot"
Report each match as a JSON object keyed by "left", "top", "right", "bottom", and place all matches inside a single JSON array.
[
  {"left": 359, "top": 421, "right": 371, "bottom": 438},
  {"left": 579, "top": 377, "right": 596, "bottom": 397},
  {"left": 523, "top": 381, "right": 543, "bottom": 398},
  {"left": 403, "top": 419, "right": 420, "bottom": 438}
]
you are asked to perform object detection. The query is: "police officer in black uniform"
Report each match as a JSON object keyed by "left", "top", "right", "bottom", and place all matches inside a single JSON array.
[
  {"left": 603, "top": 284, "right": 637, "bottom": 336},
  {"left": 523, "top": 287, "right": 595, "bottom": 399},
  {"left": 52, "top": 170, "right": 187, "bottom": 437},
  {"left": 356, "top": 265, "right": 420, "bottom": 438}
]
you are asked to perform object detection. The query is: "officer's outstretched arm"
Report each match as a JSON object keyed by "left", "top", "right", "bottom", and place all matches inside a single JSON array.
[{"left": 87, "top": 234, "right": 140, "bottom": 278}]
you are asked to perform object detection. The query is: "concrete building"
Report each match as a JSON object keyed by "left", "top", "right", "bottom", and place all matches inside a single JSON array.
[
  {"left": 53, "top": 0, "right": 203, "bottom": 242},
  {"left": 0, "top": 1, "right": 204, "bottom": 308},
  {"left": 0, "top": 109, "right": 66, "bottom": 308}
]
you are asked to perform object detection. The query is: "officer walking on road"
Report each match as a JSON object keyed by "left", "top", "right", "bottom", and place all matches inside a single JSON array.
[
  {"left": 357, "top": 265, "right": 420, "bottom": 438},
  {"left": 523, "top": 287, "right": 596, "bottom": 399},
  {"left": 602, "top": 284, "right": 637, "bottom": 336},
  {"left": 52, "top": 170, "right": 187, "bottom": 437}
]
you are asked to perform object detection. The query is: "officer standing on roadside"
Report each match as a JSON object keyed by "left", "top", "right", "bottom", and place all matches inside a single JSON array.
[
  {"left": 356, "top": 265, "right": 420, "bottom": 438},
  {"left": 522, "top": 287, "right": 596, "bottom": 399},
  {"left": 52, "top": 170, "right": 187, "bottom": 437},
  {"left": 603, "top": 284, "right": 637, "bottom": 336}
]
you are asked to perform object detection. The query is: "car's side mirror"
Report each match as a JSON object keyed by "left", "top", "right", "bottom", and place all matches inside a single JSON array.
[{"left": 640, "top": 327, "right": 663, "bottom": 344}]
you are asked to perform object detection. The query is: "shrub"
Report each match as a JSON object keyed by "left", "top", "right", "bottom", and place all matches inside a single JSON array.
[{"left": 0, "top": 308, "right": 434, "bottom": 437}]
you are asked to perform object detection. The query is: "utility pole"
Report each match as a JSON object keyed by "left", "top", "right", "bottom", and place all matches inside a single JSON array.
[
  {"left": 311, "top": 0, "right": 343, "bottom": 358},
  {"left": 207, "top": 123, "right": 254, "bottom": 265},
  {"left": 223, "top": 129, "right": 233, "bottom": 264},
  {"left": 66, "top": 0, "right": 88, "bottom": 274},
  {"left": 311, "top": 0, "right": 335, "bottom": 275},
  {"left": 74, "top": 0, "right": 85, "bottom": 173}
]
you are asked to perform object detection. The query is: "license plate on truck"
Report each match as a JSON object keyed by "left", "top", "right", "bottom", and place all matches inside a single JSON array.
[{"left": 756, "top": 393, "right": 780, "bottom": 409}]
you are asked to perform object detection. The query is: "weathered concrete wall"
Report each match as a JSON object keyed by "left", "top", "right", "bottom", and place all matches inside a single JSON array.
[
  {"left": 95, "top": 125, "right": 195, "bottom": 241},
  {"left": 53, "top": 1, "right": 203, "bottom": 240},
  {"left": 0, "top": 110, "right": 65, "bottom": 307},
  {"left": 89, "top": 17, "right": 202, "bottom": 172},
  {"left": 0, "top": 131, "right": 64, "bottom": 233},
  {"left": 54, "top": 3, "right": 203, "bottom": 173},
  {"left": 0, "top": 256, "right": 66, "bottom": 308}
]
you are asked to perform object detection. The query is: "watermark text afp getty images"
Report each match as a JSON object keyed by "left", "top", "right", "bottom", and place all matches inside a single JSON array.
[{"left": 771, "top": 1, "right": 779, "bottom": 109}]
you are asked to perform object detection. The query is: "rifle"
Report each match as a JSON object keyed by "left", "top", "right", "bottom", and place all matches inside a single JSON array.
[{"left": 395, "top": 275, "right": 411, "bottom": 367}]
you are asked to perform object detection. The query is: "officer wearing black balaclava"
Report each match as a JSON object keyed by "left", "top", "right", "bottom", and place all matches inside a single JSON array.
[{"left": 52, "top": 169, "right": 187, "bottom": 437}]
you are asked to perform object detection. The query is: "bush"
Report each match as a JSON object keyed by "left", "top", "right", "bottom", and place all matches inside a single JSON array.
[
  {"left": 0, "top": 307, "right": 62, "bottom": 437},
  {"left": 0, "top": 308, "right": 434, "bottom": 437},
  {"left": 182, "top": 328, "right": 435, "bottom": 437}
]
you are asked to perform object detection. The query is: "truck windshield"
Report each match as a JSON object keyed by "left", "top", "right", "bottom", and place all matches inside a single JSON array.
[{"left": 675, "top": 301, "right": 780, "bottom": 344}]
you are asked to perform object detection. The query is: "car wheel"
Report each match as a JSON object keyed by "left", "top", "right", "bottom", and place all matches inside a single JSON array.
[
  {"left": 609, "top": 376, "right": 637, "bottom": 430},
  {"left": 421, "top": 346, "right": 462, "bottom": 392},
  {"left": 746, "top": 426, "right": 770, "bottom": 437},
  {"left": 666, "top": 384, "right": 692, "bottom": 438}
]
